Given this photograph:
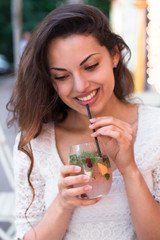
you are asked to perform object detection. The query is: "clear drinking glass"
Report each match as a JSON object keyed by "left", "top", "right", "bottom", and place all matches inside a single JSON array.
[{"left": 69, "top": 141, "right": 112, "bottom": 199}]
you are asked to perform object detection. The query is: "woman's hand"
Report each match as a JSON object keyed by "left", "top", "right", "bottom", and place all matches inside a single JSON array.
[
  {"left": 57, "top": 165, "right": 100, "bottom": 212},
  {"left": 89, "top": 116, "right": 137, "bottom": 175}
]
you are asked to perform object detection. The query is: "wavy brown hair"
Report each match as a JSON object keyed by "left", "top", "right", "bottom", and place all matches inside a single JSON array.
[{"left": 7, "top": 4, "right": 134, "bottom": 210}]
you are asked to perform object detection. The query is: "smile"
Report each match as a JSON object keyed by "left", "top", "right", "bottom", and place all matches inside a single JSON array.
[{"left": 76, "top": 89, "right": 98, "bottom": 101}]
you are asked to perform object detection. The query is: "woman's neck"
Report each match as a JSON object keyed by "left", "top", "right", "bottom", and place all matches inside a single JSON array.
[{"left": 58, "top": 99, "right": 138, "bottom": 133}]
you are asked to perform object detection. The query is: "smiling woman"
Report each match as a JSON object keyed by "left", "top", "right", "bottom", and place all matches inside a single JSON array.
[
  {"left": 7, "top": 3, "right": 160, "bottom": 240},
  {"left": 48, "top": 34, "right": 118, "bottom": 110}
]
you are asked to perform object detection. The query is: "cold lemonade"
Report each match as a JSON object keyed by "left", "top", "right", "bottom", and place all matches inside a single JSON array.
[{"left": 69, "top": 151, "right": 112, "bottom": 199}]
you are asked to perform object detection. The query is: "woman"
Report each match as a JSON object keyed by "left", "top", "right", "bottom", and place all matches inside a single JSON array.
[{"left": 7, "top": 4, "right": 160, "bottom": 240}]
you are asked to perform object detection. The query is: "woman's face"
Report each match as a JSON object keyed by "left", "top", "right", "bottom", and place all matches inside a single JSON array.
[{"left": 47, "top": 34, "right": 119, "bottom": 116}]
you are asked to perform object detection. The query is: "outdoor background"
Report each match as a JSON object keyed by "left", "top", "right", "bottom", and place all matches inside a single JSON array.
[{"left": 0, "top": 0, "right": 160, "bottom": 239}]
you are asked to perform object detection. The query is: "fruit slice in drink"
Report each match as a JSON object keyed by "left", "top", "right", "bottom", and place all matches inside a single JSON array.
[{"left": 69, "top": 152, "right": 112, "bottom": 199}]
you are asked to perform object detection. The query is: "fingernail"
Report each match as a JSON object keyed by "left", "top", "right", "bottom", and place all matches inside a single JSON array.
[
  {"left": 91, "top": 132, "right": 96, "bottom": 137},
  {"left": 83, "top": 175, "right": 90, "bottom": 181},
  {"left": 89, "top": 118, "right": 96, "bottom": 122},
  {"left": 89, "top": 124, "right": 94, "bottom": 129},
  {"left": 74, "top": 166, "right": 81, "bottom": 172},
  {"left": 96, "top": 197, "right": 102, "bottom": 201},
  {"left": 84, "top": 185, "right": 92, "bottom": 191}
]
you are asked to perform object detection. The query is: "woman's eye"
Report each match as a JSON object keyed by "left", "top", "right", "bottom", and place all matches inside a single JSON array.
[
  {"left": 54, "top": 75, "right": 69, "bottom": 80},
  {"left": 85, "top": 63, "right": 99, "bottom": 71}
]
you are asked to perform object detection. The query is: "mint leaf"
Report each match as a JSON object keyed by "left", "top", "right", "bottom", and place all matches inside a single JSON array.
[
  {"left": 90, "top": 157, "right": 95, "bottom": 164},
  {"left": 104, "top": 173, "right": 110, "bottom": 180},
  {"left": 80, "top": 152, "right": 98, "bottom": 158},
  {"left": 69, "top": 155, "right": 77, "bottom": 165},
  {"left": 105, "top": 158, "right": 111, "bottom": 168},
  {"left": 80, "top": 152, "right": 90, "bottom": 157}
]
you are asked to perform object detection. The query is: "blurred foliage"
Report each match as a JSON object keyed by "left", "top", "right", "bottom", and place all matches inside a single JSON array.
[
  {"left": 85, "top": 0, "right": 111, "bottom": 17},
  {"left": 0, "top": 0, "right": 111, "bottom": 64},
  {"left": 22, "top": 0, "right": 65, "bottom": 32},
  {"left": 0, "top": 0, "right": 12, "bottom": 62}
]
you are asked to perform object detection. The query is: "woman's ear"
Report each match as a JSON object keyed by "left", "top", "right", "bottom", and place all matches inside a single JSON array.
[{"left": 111, "top": 45, "right": 120, "bottom": 69}]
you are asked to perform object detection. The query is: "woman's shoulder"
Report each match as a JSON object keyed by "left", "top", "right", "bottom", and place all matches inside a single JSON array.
[
  {"left": 31, "top": 122, "right": 55, "bottom": 153},
  {"left": 15, "top": 122, "right": 55, "bottom": 142},
  {"left": 14, "top": 122, "right": 55, "bottom": 155},
  {"left": 137, "top": 104, "right": 160, "bottom": 141},
  {"left": 136, "top": 104, "right": 160, "bottom": 144},
  {"left": 39, "top": 122, "right": 55, "bottom": 139},
  {"left": 139, "top": 103, "right": 160, "bottom": 115},
  {"left": 13, "top": 122, "right": 60, "bottom": 174},
  {"left": 138, "top": 104, "right": 160, "bottom": 128},
  {"left": 136, "top": 104, "right": 160, "bottom": 169}
]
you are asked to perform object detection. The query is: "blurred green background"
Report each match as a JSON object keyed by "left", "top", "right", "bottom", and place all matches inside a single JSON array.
[{"left": 0, "top": 0, "right": 111, "bottom": 64}]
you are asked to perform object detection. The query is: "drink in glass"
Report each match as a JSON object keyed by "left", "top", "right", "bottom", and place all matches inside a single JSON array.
[{"left": 69, "top": 141, "right": 112, "bottom": 199}]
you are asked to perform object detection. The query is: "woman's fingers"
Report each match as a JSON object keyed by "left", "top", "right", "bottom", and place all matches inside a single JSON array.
[
  {"left": 91, "top": 125, "right": 133, "bottom": 144},
  {"left": 90, "top": 116, "right": 130, "bottom": 127},
  {"left": 59, "top": 166, "right": 92, "bottom": 197},
  {"left": 60, "top": 185, "right": 101, "bottom": 207},
  {"left": 59, "top": 174, "right": 90, "bottom": 188},
  {"left": 89, "top": 116, "right": 134, "bottom": 147},
  {"left": 68, "top": 196, "right": 101, "bottom": 207},
  {"left": 58, "top": 165, "right": 101, "bottom": 210},
  {"left": 58, "top": 171, "right": 101, "bottom": 208},
  {"left": 88, "top": 116, "right": 136, "bottom": 176},
  {"left": 89, "top": 117, "right": 133, "bottom": 134},
  {"left": 60, "top": 165, "right": 81, "bottom": 177},
  {"left": 61, "top": 184, "right": 92, "bottom": 199}
]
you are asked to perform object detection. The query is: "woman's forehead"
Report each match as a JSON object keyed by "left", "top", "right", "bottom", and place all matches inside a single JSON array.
[{"left": 47, "top": 34, "right": 107, "bottom": 67}]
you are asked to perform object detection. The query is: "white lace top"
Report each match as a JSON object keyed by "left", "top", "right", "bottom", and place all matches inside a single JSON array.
[{"left": 14, "top": 104, "right": 160, "bottom": 240}]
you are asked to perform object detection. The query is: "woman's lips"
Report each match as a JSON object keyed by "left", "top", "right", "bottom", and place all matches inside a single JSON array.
[{"left": 74, "top": 88, "right": 100, "bottom": 106}]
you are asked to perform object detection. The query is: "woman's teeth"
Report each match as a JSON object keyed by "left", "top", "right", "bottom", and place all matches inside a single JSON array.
[{"left": 77, "top": 90, "right": 97, "bottom": 101}]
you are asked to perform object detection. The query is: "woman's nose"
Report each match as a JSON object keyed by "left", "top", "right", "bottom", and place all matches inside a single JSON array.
[{"left": 73, "top": 73, "right": 89, "bottom": 93}]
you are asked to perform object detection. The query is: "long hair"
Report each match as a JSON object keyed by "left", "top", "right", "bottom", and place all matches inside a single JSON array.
[{"left": 7, "top": 3, "right": 134, "bottom": 210}]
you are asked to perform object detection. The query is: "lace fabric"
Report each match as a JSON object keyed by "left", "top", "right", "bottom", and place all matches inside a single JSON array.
[
  {"left": 13, "top": 104, "right": 160, "bottom": 240},
  {"left": 13, "top": 138, "right": 46, "bottom": 239},
  {"left": 152, "top": 164, "right": 160, "bottom": 202}
]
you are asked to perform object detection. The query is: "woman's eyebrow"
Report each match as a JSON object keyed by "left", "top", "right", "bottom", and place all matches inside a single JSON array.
[
  {"left": 49, "top": 53, "right": 100, "bottom": 71},
  {"left": 50, "top": 67, "right": 67, "bottom": 71},
  {"left": 80, "top": 53, "right": 100, "bottom": 66}
]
